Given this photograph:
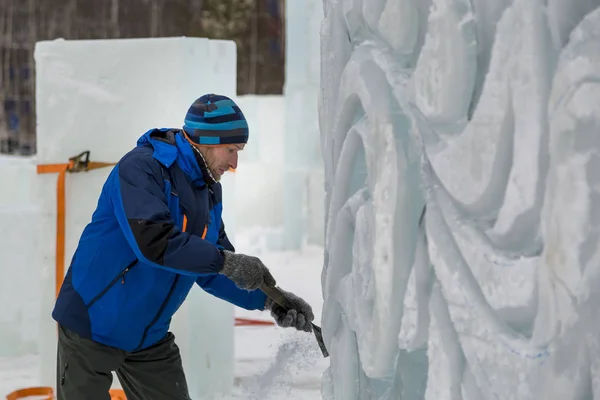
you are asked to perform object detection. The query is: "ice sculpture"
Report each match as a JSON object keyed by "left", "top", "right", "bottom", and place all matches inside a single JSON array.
[{"left": 319, "top": 0, "right": 600, "bottom": 398}]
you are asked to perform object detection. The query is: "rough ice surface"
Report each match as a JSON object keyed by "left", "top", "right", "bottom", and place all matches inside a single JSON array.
[
  {"left": 319, "top": 0, "right": 600, "bottom": 398},
  {"left": 33, "top": 37, "right": 238, "bottom": 398}
]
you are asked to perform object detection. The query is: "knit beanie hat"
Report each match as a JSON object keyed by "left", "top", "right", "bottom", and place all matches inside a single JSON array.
[{"left": 182, "top": 94, "right": 249, "bottom": 145}]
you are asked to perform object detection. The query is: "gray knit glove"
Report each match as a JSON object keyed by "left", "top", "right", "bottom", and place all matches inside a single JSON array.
[
  {"left": 220, "top": 250, "right": 276, "bottom": 290},
  {"left": 265, "top": 289, "right": 314, "bottom": 332}
]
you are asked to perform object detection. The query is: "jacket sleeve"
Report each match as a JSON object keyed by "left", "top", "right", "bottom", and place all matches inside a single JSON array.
[
  {"left": 196, "top": 275, "right": 267, "bottom": 310},
  {"left": 201, "top": 219, "right": 265, "bottom": 309},
  {"left": 111, "top": 152, "right": 225, "bottom": 275},
  {"left": 217, "top": 219, "right": 235, "bottom": 252}
]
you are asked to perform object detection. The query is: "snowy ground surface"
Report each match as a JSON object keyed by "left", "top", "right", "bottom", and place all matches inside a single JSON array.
[{"left": 0, "top": 228, "right": 328, "bottom": 400}]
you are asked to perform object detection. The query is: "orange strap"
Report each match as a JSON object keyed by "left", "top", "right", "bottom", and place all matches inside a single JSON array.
[
  {"left": 5, "top": 386, "right": 126, "bottom": 399},
  {"left": 37, "top": 163, "right": 69, "bottom": 299},
  {"left": 37, "top": 152, "right": 116, "bottom": 299},
  {"left": 108, "top": 389, "right": 127, "bottom": 399},
  {"left": 5, "top": 386, "right": 54, "bottom": 400},
  {"left": 235, "top": 317, "right": 274, "bottom": 326}
]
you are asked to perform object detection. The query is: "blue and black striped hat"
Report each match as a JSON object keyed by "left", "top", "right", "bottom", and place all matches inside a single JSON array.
[{"left": 183, "top": 94, "right": 249, "bottom": 145}]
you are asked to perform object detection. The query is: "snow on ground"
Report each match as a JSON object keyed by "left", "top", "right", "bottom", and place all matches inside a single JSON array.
[
  {"left": 0, "top": 228, "right": 328, "bottom": 399},
  {"left": 226, "top": 228, "right": 328, "bottom": 400}
]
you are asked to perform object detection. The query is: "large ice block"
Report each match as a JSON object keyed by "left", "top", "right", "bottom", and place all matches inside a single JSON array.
[
  {"left": 282, "top": 0, "right": 325, "bottom": 249},
  {"left": 0, "top": 156, "right": 38, "bottom": 207},
  {"left": 34, "top": 37, "right": 237, "bottom": 397},
  {"left": 0, "top": 156, "right": 43, "bottom": 357}
]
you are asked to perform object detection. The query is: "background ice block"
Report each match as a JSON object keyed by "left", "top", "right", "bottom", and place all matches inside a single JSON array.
[
  {"left": 233, "top": 96, "right": 286, "bottom": 231},
  {"left": 281, "top": 0, "right": 325, "bottom": 250},
  {"left": 0, "top": 156, "right": 42, "bottom": 357},
  {"left": 34, "top": 37, "right": 237, "bottom": 397}
]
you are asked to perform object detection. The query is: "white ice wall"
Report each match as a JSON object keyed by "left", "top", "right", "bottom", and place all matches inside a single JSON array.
[
  {"left": 33, "top": 37, "right": 237, "bottom": 397},
  {"left": 320, "top": 0, "right": 600, "bottom": 399}
]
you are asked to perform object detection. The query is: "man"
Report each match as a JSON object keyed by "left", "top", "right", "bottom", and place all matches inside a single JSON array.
[{"left": 52, "top": 94, "right": 314, "bottom": 400}]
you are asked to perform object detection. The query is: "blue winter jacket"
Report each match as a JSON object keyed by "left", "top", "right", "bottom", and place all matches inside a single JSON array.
[{"left": 52, "top": 128, "right": 267, "bottom": 351}]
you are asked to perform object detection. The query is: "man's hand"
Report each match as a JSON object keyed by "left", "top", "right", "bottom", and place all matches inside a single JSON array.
[
  {"left": 220, "top": 250, "right": 276, "bottom": 290},
  {"left": 265, "top": 289, "right": 314, "bottom": 332}
]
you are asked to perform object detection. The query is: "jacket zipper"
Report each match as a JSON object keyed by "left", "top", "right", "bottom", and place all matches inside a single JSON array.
[
  {"left": 134, "top": 275, "right": 180, "bottom": 351},
  {"left": 85, "top": 260, "right": 137, "bottom": 309}
]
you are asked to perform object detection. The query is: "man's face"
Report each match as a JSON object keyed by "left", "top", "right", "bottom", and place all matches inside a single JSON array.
[{"left": 198, "top": 143, "right": 245, "bottom": 181}]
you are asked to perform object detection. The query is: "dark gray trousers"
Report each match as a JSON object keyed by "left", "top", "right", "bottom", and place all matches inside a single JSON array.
[{"left": 57, "top": 324, "right": 191, "bottom": 400}]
